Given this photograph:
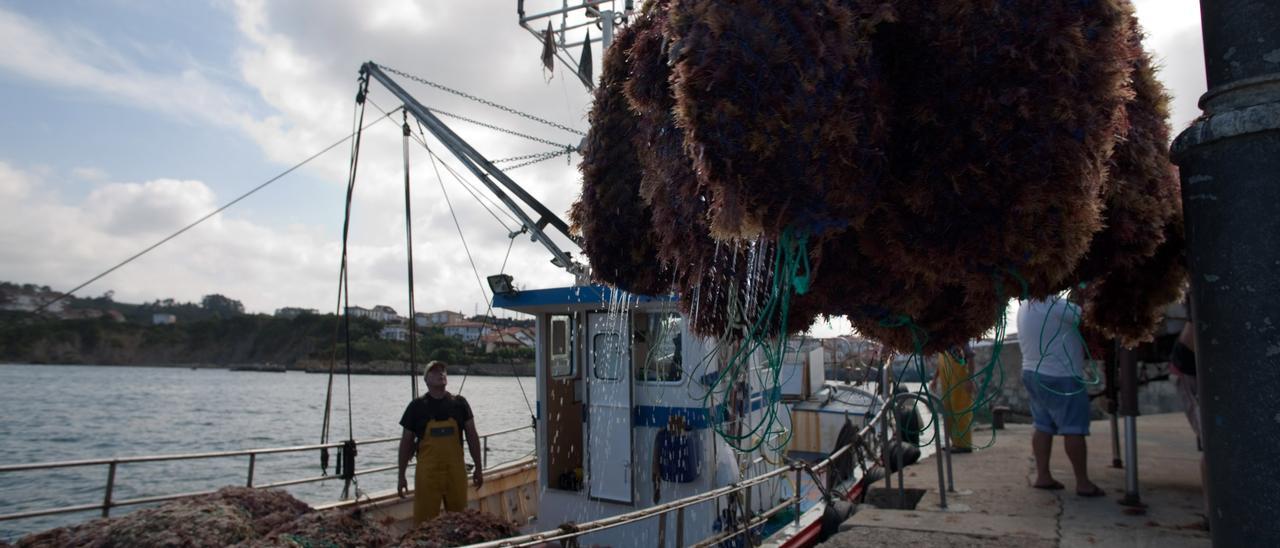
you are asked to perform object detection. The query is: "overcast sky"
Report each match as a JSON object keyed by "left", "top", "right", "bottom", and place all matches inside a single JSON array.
[{"left": 0, "top": 0, "right": 1207, "bottom": 335}]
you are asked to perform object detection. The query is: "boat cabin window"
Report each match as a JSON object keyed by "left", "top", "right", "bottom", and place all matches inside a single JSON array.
[
  {"left": 592, "top": 333, "right": 624, "bottom": 380},
  {"left": 635, "top": 312, "right": 683, "bottom": 383},
  {"left": 550, "top": 315, "right": 573, "bottom": 378}
]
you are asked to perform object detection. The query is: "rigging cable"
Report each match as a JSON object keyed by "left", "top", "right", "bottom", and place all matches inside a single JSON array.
[
  {"left": 402, "top": 110, "right": 421, "bottom": 400},
  {"left": 404, "top": 109, "right": 536, "bottom": 419},
  {"left": 362, "top": 98, "right": 539, "bottom": 417},
  {"left": 376, "top": 63, "right": 587, "bottom": 137},
  {"left": 325, "top": 74, "right": 371, "bottom": 500},
  {"left": 367, "top": 97, "right": 522, "bottom": 233},
  {"left": 31, "top": 107, "right": 400, "bottom": 316}
]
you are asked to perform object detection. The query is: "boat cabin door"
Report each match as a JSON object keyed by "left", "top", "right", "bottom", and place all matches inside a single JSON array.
[{"left": 586, "top": 312, "right": 633, "bottom": 503}]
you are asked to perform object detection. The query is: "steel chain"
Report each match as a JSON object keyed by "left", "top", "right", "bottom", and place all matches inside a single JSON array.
[
  {"left": 377, "top": 63, "right": 587, "bottom": 136},
  {"left": 492, "top": 149, "right": 573, "bottom": 164},
  {"left": 430, "top": 107, "right": 575, "bottom": 149},
  {"left": 505, "top": 149, "right": 577, "bottom": 171}
]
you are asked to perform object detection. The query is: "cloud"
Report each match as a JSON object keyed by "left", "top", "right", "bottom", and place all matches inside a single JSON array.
[
  {"left": 0, "top": 6, "right": 258, "bottom": 130},
  {"left": 71, "top": 167, "right": 109, "bottom": 182},
  {"left": 85, "top": 179, "right": 219, "bottom": 237}
]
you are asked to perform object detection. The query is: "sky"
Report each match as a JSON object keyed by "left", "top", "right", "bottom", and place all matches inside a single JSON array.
[{"left": 0, "top": 0, "right": 1208, "bottom": 336}]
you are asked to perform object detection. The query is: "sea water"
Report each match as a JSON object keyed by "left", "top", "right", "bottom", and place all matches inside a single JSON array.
[{"left": 0, "top": 364, "right": 535, "bottom": 541}]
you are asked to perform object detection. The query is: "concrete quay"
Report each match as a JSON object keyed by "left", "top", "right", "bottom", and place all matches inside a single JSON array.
[{"left": 824, "top": 413, "right": 1210, "bottom": 547}]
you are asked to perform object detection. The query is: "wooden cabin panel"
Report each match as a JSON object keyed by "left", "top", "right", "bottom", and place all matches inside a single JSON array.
[{"left": 545, "top": 314, "right": 583, "bottom": 491}]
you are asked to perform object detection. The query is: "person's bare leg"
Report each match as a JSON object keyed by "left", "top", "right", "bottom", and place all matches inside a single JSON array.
[
  {"left": 1032, "top": 429, "right": 1057, "bottom": 487},
  {"left": 1063, "top": 435, "right": 1099, "bottom": 493}
]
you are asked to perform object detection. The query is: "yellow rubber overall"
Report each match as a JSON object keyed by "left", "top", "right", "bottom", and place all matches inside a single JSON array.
[
  {"left": 937, "top": 353, "right": 974, "bottom": 450},
  {"left": 413, "top": 418, "right": 467, "bottom": 523}
]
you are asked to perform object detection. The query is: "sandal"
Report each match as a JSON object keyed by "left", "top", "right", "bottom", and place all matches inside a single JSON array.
[
  {"left": 1077, "top": 485, "right": 1107, "bottom": 497},
  {"left": 1033, "top": 480, "right": 1065, "bottom": 490}
]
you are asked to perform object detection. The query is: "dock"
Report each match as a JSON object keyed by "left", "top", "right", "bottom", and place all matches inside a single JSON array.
[{"left": 824, "top": 413, "right": 1210, "bottom": 547}]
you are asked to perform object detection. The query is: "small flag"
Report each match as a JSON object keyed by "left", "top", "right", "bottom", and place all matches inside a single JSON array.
[
  {"left": 541, "top": 22, "right": 555, "bottom": 73},
  {"left": 578, "top": 30, "right": 593, "bottom": 83}
]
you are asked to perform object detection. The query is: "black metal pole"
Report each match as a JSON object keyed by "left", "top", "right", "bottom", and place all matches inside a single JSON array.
[
  {"left": 1116, "top": 345, "right": 1143, "bottom": 508},
  {"left": 1171, "top": 2, "right": 1280, "bottom": 545},
  {"left": 1104, "top": 349, "right": 1122, "bottom": 469}
]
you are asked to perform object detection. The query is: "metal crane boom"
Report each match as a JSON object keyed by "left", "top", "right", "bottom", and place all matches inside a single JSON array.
[{"left": 361, "top": 61, "right": 584, "bottom": 276}]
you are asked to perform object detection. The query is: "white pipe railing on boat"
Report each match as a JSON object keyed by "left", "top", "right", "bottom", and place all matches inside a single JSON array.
[
  {"left": 467, "top": 404, "right": 893, "bottom": 548},
  {"left": 0, "top": 424, "right": 533, "bottom": 524}
]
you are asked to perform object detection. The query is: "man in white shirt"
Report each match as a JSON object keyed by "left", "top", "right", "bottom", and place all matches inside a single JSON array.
[{"left": 1017, "top": 296, "right": 1103, "bottom": 497}]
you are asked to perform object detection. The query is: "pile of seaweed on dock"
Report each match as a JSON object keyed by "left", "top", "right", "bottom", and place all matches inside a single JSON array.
[{"left": 10, "top": 487, "right": 516, "bottom": 548}]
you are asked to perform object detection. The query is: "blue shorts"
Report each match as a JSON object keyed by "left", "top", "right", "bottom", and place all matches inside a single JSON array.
[{"left": 1021, "top": 370, "right": 1091, "bottom": 436}]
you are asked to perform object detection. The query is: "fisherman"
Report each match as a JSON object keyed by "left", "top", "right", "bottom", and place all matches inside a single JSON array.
[
  {"left": 397, "top": 361, "right": 484, "bottom": 523},
  {"left": 1017, "top": 296, "right": 1104, "bottom": 497},
  {"left": 933, "top": 343, "right": 976, "bottom": 453}
]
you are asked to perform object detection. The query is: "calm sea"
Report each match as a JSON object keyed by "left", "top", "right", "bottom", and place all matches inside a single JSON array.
[{"left": 0, "top": 364, "right": 536, "bottom": 541}]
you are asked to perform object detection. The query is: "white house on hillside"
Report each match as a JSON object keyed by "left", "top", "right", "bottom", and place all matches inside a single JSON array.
[
  {"left": 152, "top": 313, "right": 177, "bottom": 325},
  {"left": 380, "top": 325, "right": 411, "bottom": 342},
  {"left": 370, "top": 305, "right": 401, "bottom": 323},
  {"left": 346, "top": 306, "right": 372, "bottom": 319},
  {"left": 415, "top": 310, "right": 465, "bottom": 328},
  {"left": 442, "top": 321, "right": 489, "bottom": 343}
]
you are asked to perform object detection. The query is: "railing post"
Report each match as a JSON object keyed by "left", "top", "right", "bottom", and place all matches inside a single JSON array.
[
  {"left": 793, "top": 464, "right": 802, "bottom": 528},
  {"left": 676, "top": 507, "right": 685, "bottom": 548},
  {"left": 247, "top": 453, "right": 257, "bottom": 488},
  {"left": 102, "top": 461, "right": 117, "bottom": 518},
  {"left": 936, "top": 393, "right": 955, "bottom": 493},
  {"left": 931, "top": 396, "right": 948, "bottom": 510}
]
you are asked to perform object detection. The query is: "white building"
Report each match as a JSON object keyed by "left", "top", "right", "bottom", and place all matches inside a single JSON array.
[
  {"left": 346, "top": 306, "right": 372, "bottom": 319},
  {"left": 152, "top": 313, "right": 177, "bottom": 325},
  {"left": 415, "top": 310, "right": 465, "bottom": 328},
  {"left": 380, "top": 325, "right": 411, "bottom": 342},
  {"left": 0, "top": 291, "right": 68, "bottom": 314},
  {"left": 370, "top": 305, "right": 400, "bottom": 323},
  {"left": 443, "top": 320, "right": 489, "bottom": 343}
]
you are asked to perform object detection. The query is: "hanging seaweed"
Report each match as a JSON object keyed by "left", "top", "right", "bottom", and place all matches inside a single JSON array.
[
  {"left": 859, "top": 0, "right": 1138, "bottom": 303},
  {"left": 1073, "top": 41, "right": 1179, "bottom": 284},
  {"left": 570, "top": 23, "right": 670, "bottom": 295},
  {"left": 665, "top": 0, "right": 892, "bottom": 240},
  {"left": 1083, "top": 205, "right": 1188, "bottom": 347}
]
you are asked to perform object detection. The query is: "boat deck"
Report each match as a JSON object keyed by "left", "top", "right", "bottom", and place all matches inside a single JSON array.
[{"left": 824, "top": 413, "right": 1210, "bottom": 547}]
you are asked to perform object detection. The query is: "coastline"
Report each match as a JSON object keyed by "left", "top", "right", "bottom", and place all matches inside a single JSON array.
[{"left": 0, "top": 360, "right": 536, "bottom": 377}]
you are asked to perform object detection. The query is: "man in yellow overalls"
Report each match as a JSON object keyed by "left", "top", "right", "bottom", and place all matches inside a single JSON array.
[
  {"left": 934, "top": 344, "right": 975, "bottom": 452},
  {"left": 397, "top": 361, "right": 484, "bottom": 523}
]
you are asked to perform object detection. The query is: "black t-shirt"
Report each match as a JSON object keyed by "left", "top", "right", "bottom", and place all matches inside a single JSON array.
[{"left": 399, "top": 393, "right": 474, "bottom": 444}]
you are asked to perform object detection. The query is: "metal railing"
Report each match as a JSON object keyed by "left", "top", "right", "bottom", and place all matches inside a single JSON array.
[
  {"left": 0, "top": 424, "right": 533, "bottom": 524},
  {"left": 467, "top": 402, "right": 898, "bottom": 548}
]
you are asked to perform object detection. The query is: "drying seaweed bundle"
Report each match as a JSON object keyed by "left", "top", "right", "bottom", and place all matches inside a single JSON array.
[
  {"left": 1084, "top": 204, "right": 1188, "bottom": 347},
  {"left": 665, "top": 0, "right": 890, "bottom": 240},
  {"left": 1073, "top": 44, "right": 1180, "bottom": 284},
  {"left": 624, "top": 8, "right": 823, "bottom": 336},
  {"left": 860, "top": 0, "right": 1138, "bottom": 302},
  {"left": 14, "top": 487, "right": 313, "bottom": 548},
  {"left": 396, "top": 509, "right": 519, "bottom": 547},
  {"left": 570, "top": 22, "right": 670, "bottom": 295},
  {"left": 252, "top": 508, "right": 394, "bottom": 547},
  {"left": 574, "top": 0, "right": 1178, "bottom": 354}
]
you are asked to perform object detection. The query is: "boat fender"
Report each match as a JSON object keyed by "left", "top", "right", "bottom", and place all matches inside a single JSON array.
[
  {"left": 886, "top": 441, "right": 921, "bottom": 473},
  {"left": 862, "top": 466, "right": 887, "bottom": 485},
  {"left": 818, "top": 500, "right": 857, "bottom": 542},
  {"left": 826, "top": 418, "right": 858, "bottom": 491}
]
